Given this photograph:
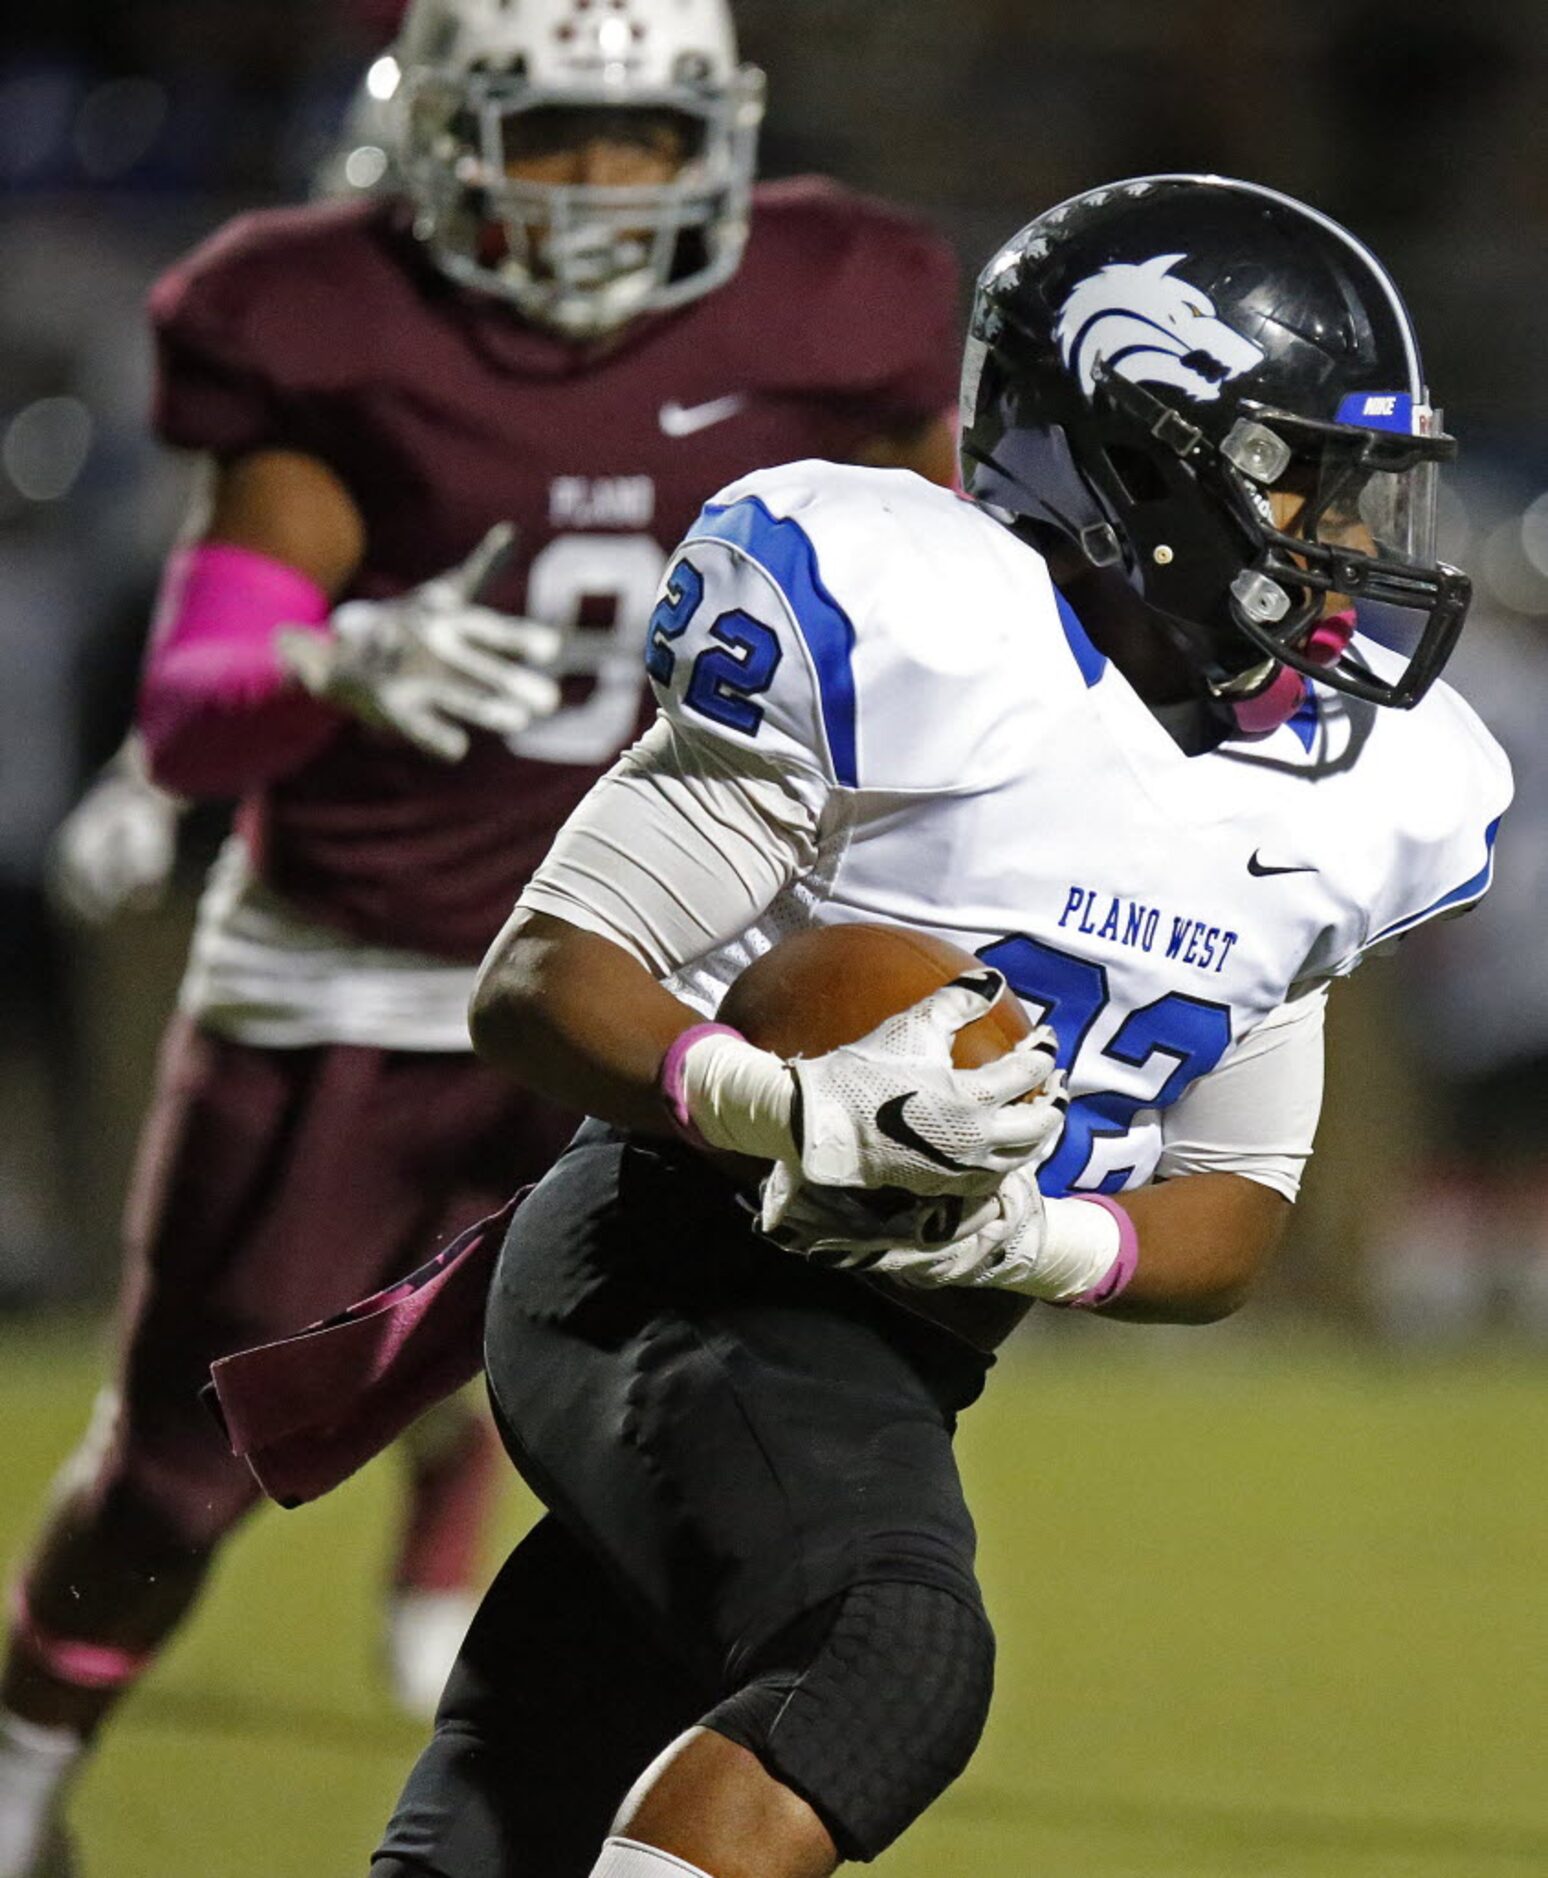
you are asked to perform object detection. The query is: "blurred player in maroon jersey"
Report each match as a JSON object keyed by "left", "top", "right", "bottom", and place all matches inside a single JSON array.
[{"left": 0, "top": 0, "right": 960, "bottom": 1870}]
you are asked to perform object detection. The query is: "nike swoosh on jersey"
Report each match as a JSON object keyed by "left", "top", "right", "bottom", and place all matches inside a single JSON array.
[
  {"left": 659, "top": 394, "right": 748, "bottom": 438},
  {"left": 874, "top": 1093, "right": 976, "bottom": 1173},
  {"left": 1247, "top": 851, "right": 1318, "bottom": 877}
]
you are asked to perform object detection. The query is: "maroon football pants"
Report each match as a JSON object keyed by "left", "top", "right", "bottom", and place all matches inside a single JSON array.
[{"left": 84, "top": 1013, "right": 577, "bottom": 1550}]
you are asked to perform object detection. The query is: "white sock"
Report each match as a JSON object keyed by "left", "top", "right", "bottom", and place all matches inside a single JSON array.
[
  {"left": 0, "top": 1712, "right": 84, "bottom": 1878},
  {"left": 382, "top": 1590, "right": 478, "bottom": 1722},
  {"left": 589, "top": 1837, "right": 713, "bottom": 1877}
]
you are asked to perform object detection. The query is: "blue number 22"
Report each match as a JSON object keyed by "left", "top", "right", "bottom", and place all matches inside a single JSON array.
[
  {"left": 979, "top": 933, "right": 1232, "bottom": 1194},
  {"left": 645, "top": 556, "right": 782, "bottom": 736}
]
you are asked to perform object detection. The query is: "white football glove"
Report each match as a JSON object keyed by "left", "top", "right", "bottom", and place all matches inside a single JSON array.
[
  {"left": 46, "top": 739, "right": 184, "bottom": 925},
  {"left": 676, "top": 970, "right": 1060, "bottom": 1200},
  {"left": 760, "top": 1064, "right": 1067, "bottom": 1272},
  {"left": 789, "top": 971, "right": 1061, "bottom": 1197},
  {"left": 762, "top": 1160, "right": 1050, "bottom": 1289},
  {"left": 276, "top": 524, "right": 563, "bottom": 763},
  {"left": 759, "top": 1118, "right": 1127, "bottom": 1306},
  {"left": 759, "top": 1172, "right": 1004, "bottom": 1261}
]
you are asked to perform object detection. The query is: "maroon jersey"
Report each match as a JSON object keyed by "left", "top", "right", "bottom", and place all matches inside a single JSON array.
[{"left": 149, "top": 183, "right": 960, "bottom": 960}]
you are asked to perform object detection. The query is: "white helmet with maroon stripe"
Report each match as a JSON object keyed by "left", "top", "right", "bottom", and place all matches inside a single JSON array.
[{"left": 394, "top": 0, "right": 764, "bottom": 337}]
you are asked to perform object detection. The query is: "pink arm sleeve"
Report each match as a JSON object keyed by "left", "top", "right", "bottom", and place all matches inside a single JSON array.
[{"left": 136, "top": 541, "right": 342, "bottom": 797}]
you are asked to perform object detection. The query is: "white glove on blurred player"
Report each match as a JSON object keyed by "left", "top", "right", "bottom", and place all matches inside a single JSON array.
[
  {"left": 47, "top": 737, "right": 184, "bottom": 925},
  {"left": 670, "top": 969, "right": 1061, "bottom": 1199},
  {"left": 276, "top": 523, "right": 563, "bottom": 762}
]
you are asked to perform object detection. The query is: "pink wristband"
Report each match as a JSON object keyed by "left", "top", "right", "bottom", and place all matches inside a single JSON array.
[
  {"left": 138, "top": 540, "right": 337, "bottom": 796},
  {"left": 657, "top": 1022, "right": 746, "bottom": 1149},
  {"left": 1058, "top": 1194, "right": 1139, "bottom": 1309}
]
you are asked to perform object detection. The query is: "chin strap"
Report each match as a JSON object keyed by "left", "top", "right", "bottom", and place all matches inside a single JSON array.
[{"left": 1225, "top": 609, "right": 1356, "bottom": 736}]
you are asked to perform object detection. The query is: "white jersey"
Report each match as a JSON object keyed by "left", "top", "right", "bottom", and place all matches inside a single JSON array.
[
  {"left": 179, "top": 837, "right": 477, "bottom": 1052},
  {"left": 627, "top": 460, "right": 1511, "bottom": 1199}
]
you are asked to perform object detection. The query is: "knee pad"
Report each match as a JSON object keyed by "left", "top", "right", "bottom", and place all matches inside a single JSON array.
[{"left": 704, "top": 1579, "right": 995, "bottom": 1861}]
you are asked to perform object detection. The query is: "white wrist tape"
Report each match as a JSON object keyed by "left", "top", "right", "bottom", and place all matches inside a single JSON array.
[
  {"left": 673, "top": 1028, "right": 796, "bottom": 1163},
  {"left": 591, "top": 1838, "right": 713, "bottom": 1876},
  {"left": 1037, "top": 1201, "right": 1134, "bottom": 1307},
  {"left": 1021, "top": 1194, "right": 1123, "bottom": 1302}
]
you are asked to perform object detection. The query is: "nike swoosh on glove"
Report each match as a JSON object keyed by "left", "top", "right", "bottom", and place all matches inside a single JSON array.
[
  {"left": 789, "top": 972, "right": 1060, "bottom": 1197},
  {"left": 760, "top": 1071, "right": 1067, "bottom": 1265}
]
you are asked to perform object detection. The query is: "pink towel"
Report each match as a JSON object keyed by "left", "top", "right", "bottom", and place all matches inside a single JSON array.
[{"left": 205, "top": 1195, "right": 521, "bottom": 1507}]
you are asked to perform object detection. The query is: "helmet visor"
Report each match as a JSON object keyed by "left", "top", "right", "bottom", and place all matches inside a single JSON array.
[
  {"left": 1220, "top": 399, "right": 1470, "bottom": 707},
  {"left": 1313, "top": 403, "right": 1444, "bottom": 568}
]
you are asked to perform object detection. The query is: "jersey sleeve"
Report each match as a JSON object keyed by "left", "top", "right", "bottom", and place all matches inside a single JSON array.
[
  {"left": 1155, "top": 983, "right": 1327, "bottom": 1201},
  {"left": 517, "top": 717, "right": 821, "bottom": 980},
  {"left": 1330, "top": 695, "right": 1513, "bottom": 977},
  {"left": 649, "top": 464, "right": 1052, "bottom": 802},
  {"left": 149, "top": 216, "right": 298, "bottom": 457},
  {"left": 748, "top": 181, "right": 962, "bottom": 432},
  {"left": 644, "top": 506, "right": 851, "bottom": 810},
  {"left": 836, "top": 209, "right": 961, "bottom": 430},
  {"left": 147, "top": 204, "right": 380, "bottom": 459}
]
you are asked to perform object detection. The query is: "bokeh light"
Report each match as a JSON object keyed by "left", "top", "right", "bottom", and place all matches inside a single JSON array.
[
  {"left": 2, "top": 396, "right": 93, "bottom": 504},
  {"left": 73, "top": 78, "right": 168, "bottom": 182}
]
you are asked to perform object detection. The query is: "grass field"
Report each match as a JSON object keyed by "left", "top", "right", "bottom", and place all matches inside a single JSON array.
[{"left": 2, "top": 1316, "right": 1545, "bottom": 1877}]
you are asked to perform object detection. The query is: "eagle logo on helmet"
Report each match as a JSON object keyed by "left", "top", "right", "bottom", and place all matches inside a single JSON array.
[{"left": 1055, "top": 254, "right": 1264, "bottom": 404}]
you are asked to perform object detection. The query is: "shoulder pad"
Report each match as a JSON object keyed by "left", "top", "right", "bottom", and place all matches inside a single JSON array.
[
  {"left": 649, "top": 465, "right": 1060, "bottom": 793},
  {"left": 738, "top": 182, "right": 960, "bottom": 412},
  {"left": 1313, "top": 666, "right": 1514, "bottom": 975},
  {"left": 149, "top": 200, "right": 399, "bottom": 445}
]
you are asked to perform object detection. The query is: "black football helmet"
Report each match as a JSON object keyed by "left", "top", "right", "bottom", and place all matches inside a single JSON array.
[{"left": 959, "top": 175, "right": 1470, "bottom": 711}]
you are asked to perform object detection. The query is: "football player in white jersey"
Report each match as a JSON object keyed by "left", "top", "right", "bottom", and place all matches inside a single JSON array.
[{"left": 366, "top": 177, "right": 1511, "bottom": 1878}]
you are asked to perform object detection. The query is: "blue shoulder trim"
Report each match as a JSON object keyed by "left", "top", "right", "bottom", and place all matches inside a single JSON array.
[
  {"left": 1054, "top": 589, "right": 1107, "bottom": 687},
  {"left": 1287, "top": 683, "right": 1319, "bottom": 753},
  {"left": 694, "top": 495, "right": 859, "bottom": 787},
  {"left": 1368, "top": 815, "right": 1502, "bottom": 946}
]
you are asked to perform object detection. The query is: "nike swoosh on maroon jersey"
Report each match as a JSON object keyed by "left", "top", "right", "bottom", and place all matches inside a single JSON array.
[{"left": 659, "top": 394, "right": 748, "bottom": 437}]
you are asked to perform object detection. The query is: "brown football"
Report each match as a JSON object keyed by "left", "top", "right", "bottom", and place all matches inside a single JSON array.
[
  {"left": 717, "top": 922, "right": 1032, "bottom": 1066},
  {"left": 715, "top": 921, "right": 1039, "bottom": 1354}
]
